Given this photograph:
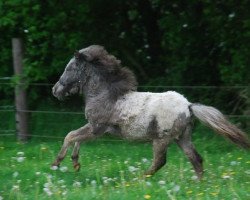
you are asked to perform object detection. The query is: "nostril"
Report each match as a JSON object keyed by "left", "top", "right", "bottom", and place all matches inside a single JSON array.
[{"left": 52, "top": 82, "right": 59, "bottom": 96}]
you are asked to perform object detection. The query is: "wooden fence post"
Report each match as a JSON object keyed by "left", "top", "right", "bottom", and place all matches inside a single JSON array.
[{"left": 12, "top": 38, "right": 29, "bottom": 142}]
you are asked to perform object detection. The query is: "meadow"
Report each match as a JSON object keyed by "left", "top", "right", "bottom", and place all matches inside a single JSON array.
[{"left": 0, "top": 124, "right": 250, "bottom": 200}]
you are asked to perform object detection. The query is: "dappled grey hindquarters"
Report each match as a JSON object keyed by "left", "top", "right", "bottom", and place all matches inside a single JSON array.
[{"left": 51, "top": 45, "right": 250, "bottom": 179}]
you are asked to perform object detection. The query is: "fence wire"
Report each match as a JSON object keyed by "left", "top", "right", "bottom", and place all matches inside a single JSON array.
[
  {"left": 0, "top": 82, "right": 249, "bottom": 140},
  {"left": 0, "top": 80, "right": 249, "bottom": 89}
]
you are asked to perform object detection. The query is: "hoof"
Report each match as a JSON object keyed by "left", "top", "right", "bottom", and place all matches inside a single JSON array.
[
  {"left": 74, "top": 163, "right": 81, "bottom": 172},
  {"left": 51, "top": 162, "right": 60, "bottom": 168},
  {"left": 144, "top": 170, "right": 154, "bottom": 176}
]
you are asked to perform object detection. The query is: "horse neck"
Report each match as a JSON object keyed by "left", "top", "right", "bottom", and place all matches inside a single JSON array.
[{"left": 83, "top": 78, "right": 114, "bottom": 104}]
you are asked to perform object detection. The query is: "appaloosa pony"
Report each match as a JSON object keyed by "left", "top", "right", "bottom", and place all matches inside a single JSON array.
[{"left": 52, "top": 45, "right": 250, "bottom": 179}]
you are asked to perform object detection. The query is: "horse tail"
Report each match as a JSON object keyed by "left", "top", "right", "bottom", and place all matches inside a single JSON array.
[{"left": 189, "top": 103, "right": 250, "bottom": 149}]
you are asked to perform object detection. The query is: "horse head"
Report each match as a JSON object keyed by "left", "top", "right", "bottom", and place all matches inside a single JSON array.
[
  {"left": 52, "top": 45, "right": 137, "bottom": 100},
  {"left": 52, "top": 46, "right": 96, "bottom": 100}
]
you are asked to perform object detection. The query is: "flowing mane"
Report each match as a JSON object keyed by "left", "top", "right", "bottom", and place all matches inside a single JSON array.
[{"left": 80, "top": 45, "right": 138, "bottom": 98}]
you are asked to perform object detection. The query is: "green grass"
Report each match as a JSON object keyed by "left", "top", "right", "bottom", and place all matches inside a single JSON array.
[
  {"left": 0, "top": 129, "right": 250, "bottom": 200},
  {"left": 0, "top": 101, "right": 250, "bottom": 199}
]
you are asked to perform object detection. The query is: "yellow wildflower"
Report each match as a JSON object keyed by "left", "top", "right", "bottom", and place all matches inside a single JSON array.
[
  {"left": 144, "top": 194, "right": 151, "bottom": 199},
  {"left": 186, "top": 190, "right": 193, "bottom": 194},
  {"left": 210, "top": 192, "right": 218, "bottom": 196},
  {"left": 41, "top": 147, "right": 47, "bottom": 151}
]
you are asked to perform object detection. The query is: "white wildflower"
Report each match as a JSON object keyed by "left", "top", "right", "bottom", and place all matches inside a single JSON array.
[
  {"left": 43, "top": 187, "right": 53, "bottom": 196},
  {"left": 35, "top": 172, "right": 41, "bottom": 175},
  {"left": 50, "top": 166, "right": 58, "bottom": 171},
  {"left": 142, "top": 158, "right": 148, "bottom": 163},
  {"left": 13, "top": 172, "right": 19, "bottom": 178},
  {"left": 57, "top": 179, "right": 65, "bottom": 184},
  {"left": 108, "top": 178, "right": 113, "bottom": 182},
  {"left": 182, "top": 24, "right": 188, "bottom": 28},
  {"left": 132, "top": 177, "right": 138, "bottom": 181},
  {"left": 222, "top": 175, "right": 230, "bottom": 179},
  {"left": 245, "top": 170, "right": 250, "bottom": 175},
  {"left": 119, "top": 32, "right": 125, "bottom": 39},
  {"left": 228, "top": 13, "right": 235, "bottom": 18},
  {"left": 146, "top": 181, "right": 152, "bottom": 187},
  {"left": 60, "top": 166, "right": 68, "bottom": 172},
  {"left": 17, "top": 152, "right": 24, "bottom": 156},
  {"left": 158, "top": 180, "right": 166, "bottom": 185},
  {"left": 24, "top": 29, "right": 29, "bottom": 33},
  {"left": 191, "top": 175, "right": 198, "bottom": 180},
  {"left": 12, "top": 185, "right": 19, "bottom": 190},
  {"left": 44, "top": 182, "right": 51, "bottom": 188},
  {"left": 230, "top": 161, "right": 238, "bottom": 166},
  {"left": 173, "top": 185, "right": 180, "bottom": 192},
  {"left": 128, "top": 166, "right": 139, "bottom": 173},
  {"left": 46, "top": 174, "right": 53, "bottom": 179},
  {"left": 62, "top": 191, "right": 67, "bottom": 196},
  {"left": 17, "top": 157, "right": 25, "bottom": 162},
  {"left": 73, "top": 181, "right": 82, "bottom": 187},
  {"left": 90, "top": 180, "right": 97, "bottom": 187}
]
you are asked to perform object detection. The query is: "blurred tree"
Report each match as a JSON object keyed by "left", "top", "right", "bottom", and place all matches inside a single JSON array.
[{"left": 0, "top": 0, "right": 249, "bottom": 112}]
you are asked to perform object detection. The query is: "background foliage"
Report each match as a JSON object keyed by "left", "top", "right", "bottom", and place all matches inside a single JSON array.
[
  {"left": 0, "top": 2, "right": 249, "bottom": 199},
  {"left": 0, "top": 0, "right": 249, "bottom": 112}
]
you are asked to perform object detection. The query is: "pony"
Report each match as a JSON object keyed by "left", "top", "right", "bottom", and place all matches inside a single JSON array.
[{"left": 52, "top": 45, "right": 250, "bottom": 179}]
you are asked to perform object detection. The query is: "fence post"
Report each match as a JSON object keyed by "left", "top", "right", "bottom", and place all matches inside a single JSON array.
[{"left": 12, "top": 38, "right": 29, "bottom": 142}]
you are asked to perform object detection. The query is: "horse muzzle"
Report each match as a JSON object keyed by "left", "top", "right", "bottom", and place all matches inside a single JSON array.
[{"left": 52, "top": 82, "right": 66, "bottom": 100}]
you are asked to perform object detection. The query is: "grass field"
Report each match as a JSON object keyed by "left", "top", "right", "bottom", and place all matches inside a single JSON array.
[
  {"left": 0, "top": 125, "right": 250, "bottom": 200},
  {"left": 0, "top": 101, "right": 250, "bottom": 200}
]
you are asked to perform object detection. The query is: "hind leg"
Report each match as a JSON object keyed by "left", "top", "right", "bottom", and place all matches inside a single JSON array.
[
  {"left": 145, "top": 138, "right": 169, "bottom": 175},
  {"left": 176, "top": 125, "right": 203, "bottom": 179}
]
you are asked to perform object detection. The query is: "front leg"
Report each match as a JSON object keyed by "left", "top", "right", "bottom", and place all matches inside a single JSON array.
[
  {"left": 51, "top": 123, "right": 95, "bottom": 168},
  {"left": 71, "top": 142, "right": 81, "bottom": 171}
]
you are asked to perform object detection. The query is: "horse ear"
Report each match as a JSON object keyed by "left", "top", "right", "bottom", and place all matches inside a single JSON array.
[
  {"left": 74, "top": 51, "right": 84, "bottom": 60},
  {"left": 74, "top": 50, "right": 92, "bottom": 62}
]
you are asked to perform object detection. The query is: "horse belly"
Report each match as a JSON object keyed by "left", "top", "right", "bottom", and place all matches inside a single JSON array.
[{"left": 119, "top": 115, "right": 151, "bottom": 140}]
